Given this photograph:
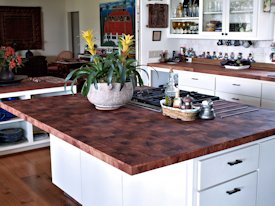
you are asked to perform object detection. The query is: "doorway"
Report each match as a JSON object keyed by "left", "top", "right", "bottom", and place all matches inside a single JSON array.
[{"left": 68, "top": 12, "right": 80, "bottom": 58}]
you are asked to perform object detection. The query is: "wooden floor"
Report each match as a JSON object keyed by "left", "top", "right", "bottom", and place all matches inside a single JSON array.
[{"left": 0, "top": 148, "right": 80, "bottom": 206}]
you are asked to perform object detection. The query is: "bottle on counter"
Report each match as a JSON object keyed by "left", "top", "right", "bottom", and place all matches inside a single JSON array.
[
  {"left": 165, "top": 68, "right": 177, "bottom": 106},
  {"left": 173, "top": 88, "right": 182, "bottom": 108}
]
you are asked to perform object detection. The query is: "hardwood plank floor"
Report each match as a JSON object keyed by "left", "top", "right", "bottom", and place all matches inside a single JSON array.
[{"left": 0, "top": 148, "right": 80, "bottom": 206}]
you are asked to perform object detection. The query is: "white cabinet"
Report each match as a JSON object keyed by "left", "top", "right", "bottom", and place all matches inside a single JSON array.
[
  {"left": 261, "top": 82, "right": 275, "bottom": 109},
  {"left": 197, "top": 144, "right": 259, "bottom": 190},
  {"left": 169, "top": 0, "right": 200, "bottom": 38},
  {"left": 178, "top": 71, "right": 215, "bottom": 95},
  {"left": 215, "top": 76, "right": 261, "bottom": 106},
  {"left": 123, "top": 160, "right": 193, "bottom": 206},
  {"left": 50, "top": 134, "right": 194, "bottom": 206},
  {"left": 216, "top": 76, "right": 261, "bottom": 98},
  {"left": 0, "top": 85, "right": 75, "bottom": 155},
  {"left": 216, "top": 91, "right": 261, "bottom": 106},
  {"left": 200, "top": 0, "right": 258, "bottom": 39},
  {"left": 169, "top": 0, "right": 274, "bottom": 40},
  {"left": 81, "top": 150, "right": 123, "bottom": 206},
  {"left": 195, "top": 144, "right": 259, "bottom": 206},
  {"left": 257, "top": 137, "right": 275, "bottom": 206},
  {"left": 198, "top": 172, "right": 257, "bottom": 206},
  {"left": 50, "top": 135, "right": 82, "bottom": 203},
  {"left": 50, "top": 132, "right": 275, "bottom": 206}
]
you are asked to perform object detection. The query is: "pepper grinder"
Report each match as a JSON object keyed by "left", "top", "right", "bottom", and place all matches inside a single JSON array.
[
  {"left": 199, "top": 99, "right": 215, "bottom": 120},
  {"left": 182, "top": 94, "right": 194, "bottom": 109}
]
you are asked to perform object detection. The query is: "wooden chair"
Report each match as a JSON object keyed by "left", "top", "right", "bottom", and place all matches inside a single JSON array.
[{"left": 47, "top": 51, "right": 73, "bottom": 78}]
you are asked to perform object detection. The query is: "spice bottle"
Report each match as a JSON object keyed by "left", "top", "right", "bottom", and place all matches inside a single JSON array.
[
  {"left": 173, "top": 88, "right": 182, "bottom": 108},
  {"left": 165, "top": 68, "right": 177, "bottom": 98}
]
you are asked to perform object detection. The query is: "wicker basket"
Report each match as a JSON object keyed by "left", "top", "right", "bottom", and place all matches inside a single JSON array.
[{"left": 160, "top": 100, "right": 200, "bottom": 121}]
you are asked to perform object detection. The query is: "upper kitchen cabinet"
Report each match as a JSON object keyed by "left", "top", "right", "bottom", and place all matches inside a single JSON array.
[
  {"left": 168, "top": 0, "right": 274, "bottom": 40},
  {"left": 168, "top": 0, "right": 200, "bottom": 38}
]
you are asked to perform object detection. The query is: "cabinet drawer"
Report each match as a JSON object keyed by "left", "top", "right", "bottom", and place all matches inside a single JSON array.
[
  {"left": 216, "top": 76, "right": 261, "bottom": 98},
  {"left": 197, "top": 172, "right": 257, "bottom": 206},
  {"left": 262, "top": 83, "right": 275, "bottom": 101},
  {"left": 261, "top": 99, "right": 275, "bottom": 109},
  {"left": 178, "top": 72, "right": 215, "bottom": 91},
  {"left": 178, "top": 86, "right": 215, "bottom": 96},
  {"left": 215, "top": 92, "right": 260, "bottom": 107},
  {"left": 197, "top": 144, "right": 259, "bottom": 190}
]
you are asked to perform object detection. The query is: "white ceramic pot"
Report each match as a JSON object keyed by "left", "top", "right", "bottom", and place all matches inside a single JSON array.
[{"left": 87, "top": 82, "right": 134, "bottom": 110}]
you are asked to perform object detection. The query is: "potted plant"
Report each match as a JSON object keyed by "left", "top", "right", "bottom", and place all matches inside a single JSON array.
[
  {"left": 0, "top": 46, "right": 23, "bottom": 81},
  {"left": 65, "top": 30, "right": 147, "bottom": 110}
]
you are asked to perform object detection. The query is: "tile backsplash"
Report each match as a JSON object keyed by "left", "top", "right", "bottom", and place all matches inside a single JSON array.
[{"left": 169, "top": 39, "right": 273, "bottom": 63}]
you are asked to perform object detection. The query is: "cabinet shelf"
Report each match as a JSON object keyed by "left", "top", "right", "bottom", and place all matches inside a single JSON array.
[
  {"left": 34, "top": 133, "right": 49, "bottom": 142},
  {"left": 0, "top": 117, "right": 24, "bottom": 125},
  {"left": 0, "top": 138, "right": 29, "bottom": 150},
  {"left": 230, "top": 10, "right": 253, "bottom": 14},
  {"left": 170, "top": 17, "right": 199, "bottom": 21},
  {"left": 203, "top": 11, "right": 222, "bottom": 15}
]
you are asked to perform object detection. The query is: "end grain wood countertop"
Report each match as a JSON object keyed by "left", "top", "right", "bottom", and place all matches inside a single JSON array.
[{"left": 1, "top": 94, "right": 275, "bottom": 175}]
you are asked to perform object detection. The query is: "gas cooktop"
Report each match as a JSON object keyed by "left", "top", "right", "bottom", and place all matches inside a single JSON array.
[{"left": 132, "top": 87, "right": 219, "bottom": 107}]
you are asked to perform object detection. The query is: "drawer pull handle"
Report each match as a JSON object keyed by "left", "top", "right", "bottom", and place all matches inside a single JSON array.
[
  {"left": 191, "top": 78, "right": 199, "bottom": 80},
  {"left": 227, "top": 159, "right": 243, "bottom": 166},
  {"left": 232, "top": 98, "right": 240, "bottom": 101},
  {"left": 232, "top": 84, "right": 240, "bottom": 86},
  {"left": 226, "top": 188, "right": 241, "bottom": 195}
]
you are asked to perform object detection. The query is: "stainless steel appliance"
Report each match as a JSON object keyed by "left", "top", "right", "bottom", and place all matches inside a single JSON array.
[{"left": 131, "top": 87, "right": 219, "bottom": 111}]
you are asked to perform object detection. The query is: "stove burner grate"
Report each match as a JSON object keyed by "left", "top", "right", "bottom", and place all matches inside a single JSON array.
[{"left": 132, "top": 88, "right": 219, "bottom": 107}]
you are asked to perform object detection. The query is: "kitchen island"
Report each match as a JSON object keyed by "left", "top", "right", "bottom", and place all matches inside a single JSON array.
[
  {"left": 0, "top": 76, "right": 76, "bottom": 155},
  {"left": 1, "top": 94, "right": 275, "bottom": 206}
]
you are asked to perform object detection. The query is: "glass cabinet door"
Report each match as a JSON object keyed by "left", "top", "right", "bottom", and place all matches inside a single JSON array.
[
  {"left": 228, "top": 0, "right": 254, "bottom": 33},
  {"left": 201, "top": 0, "right": 224, "bottom": 33}
]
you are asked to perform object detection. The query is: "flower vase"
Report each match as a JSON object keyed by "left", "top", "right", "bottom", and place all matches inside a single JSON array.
[{"left": 0, "top": 65, "right": 14, "bottom": 81}]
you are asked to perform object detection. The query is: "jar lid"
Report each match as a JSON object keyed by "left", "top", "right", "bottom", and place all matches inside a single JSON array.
[{"left": 183, "top": 94, "right": 193, "bottom": 103}]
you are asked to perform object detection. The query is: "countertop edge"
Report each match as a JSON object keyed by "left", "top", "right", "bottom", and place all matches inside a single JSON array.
[{"left": 147, "top": 63, "right": 275, "bottom": 82}]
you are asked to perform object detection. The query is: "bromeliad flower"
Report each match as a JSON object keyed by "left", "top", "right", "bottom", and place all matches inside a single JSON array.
[
  {"left": 120, "top": 34, "right": 134, "bottom": 56},
  {"left": 82, "top": 30, "right": 97, "bottom": 56}
]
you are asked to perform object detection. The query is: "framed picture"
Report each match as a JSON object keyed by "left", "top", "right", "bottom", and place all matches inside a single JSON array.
[
  {"left": 152, "top": 31, "right": 161, "bottom": 41},
  {"left": 99, "top": 0, "right": 135, "bottom": 47}
]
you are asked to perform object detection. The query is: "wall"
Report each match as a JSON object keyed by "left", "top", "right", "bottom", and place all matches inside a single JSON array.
[
  {"left": 140, "top": 2, "right": 275, "bottom": 64},
  {"left": 0, "top": 0, "right": 66, "bottom": 57},
  {"left": 65, "top": 0, "right": 119, "bottom": 54}
]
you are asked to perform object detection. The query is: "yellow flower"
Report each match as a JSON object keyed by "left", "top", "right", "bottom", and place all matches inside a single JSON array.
[
  {"left": 120, "top": 34, "right": 134, "bottom": 54},
  {"left": 82, "top": 30, "right": 96, "bottom": 56}
]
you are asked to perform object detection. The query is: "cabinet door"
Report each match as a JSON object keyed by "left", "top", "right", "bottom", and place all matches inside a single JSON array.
[
  {"left": 81, "top": 150, "right": 123, "bottom": 206},
  {"left": 198, "top": 172, "right": 257, "bottom": 206},
  {"left": 200, "top": 0, "right": 225, "bottom": 36},
  {"left": 216, "top": 91, "right": 261, "bottom": 107},
  {"left": 216, "top": 76, "right": 261, "bottom": 98},
  {"left": 197, "top": 144, "right": 259, "bottom": 190},
  {"left": 169, "top": 0, "right": 199, "bottom": 38},
  {"left": 225, "top": 0, "right": 257, "bottom": 39},
  {"left": 50, "top": 135, "right": 82, "bottom": 204},
  {"left": 200, "top": 0, "right": 257, "bottom": 39},
  {"left": 178, "top": 71, "right": 215, "bottom": 91},
  {"left": 257, "top": 137, "right": 275, "bottom": 206}
]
